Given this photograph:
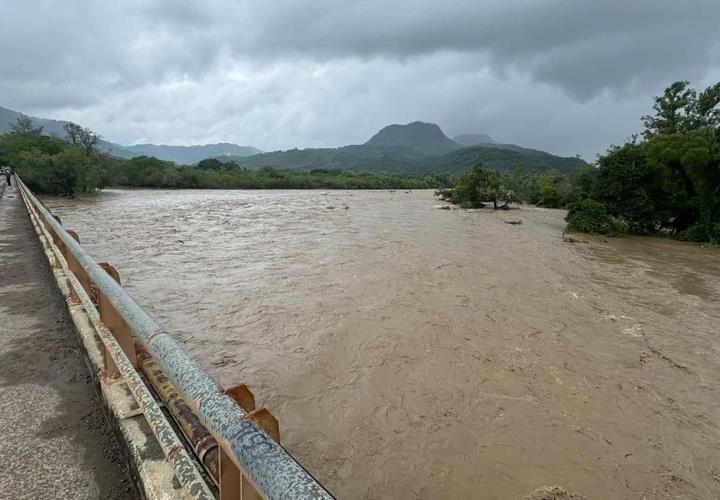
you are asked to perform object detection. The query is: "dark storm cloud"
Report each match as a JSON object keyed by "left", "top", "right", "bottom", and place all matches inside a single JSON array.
[
  {"left": 1, "top": 1, "right": 719, "bottom": 158},
  {"left": 136, "top": 0, "right": 720, "bottom": 98}
]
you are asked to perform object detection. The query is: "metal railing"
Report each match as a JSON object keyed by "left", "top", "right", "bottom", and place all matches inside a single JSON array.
[{"left": 17, "top": 178, "right": 334, "bottom": 500}]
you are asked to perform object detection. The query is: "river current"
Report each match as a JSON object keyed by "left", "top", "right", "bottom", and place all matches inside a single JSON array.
[{"left": 43, "top": 189, "right": 720, "bottom": 499}]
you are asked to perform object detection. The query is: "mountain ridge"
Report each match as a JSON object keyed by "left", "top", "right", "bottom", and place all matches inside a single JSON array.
[
  {"left": 0, "top": 105, "right": 260, "bottom": 163},
  {"left": 1, "top": 106, "right": 587, "bottom": 174}
]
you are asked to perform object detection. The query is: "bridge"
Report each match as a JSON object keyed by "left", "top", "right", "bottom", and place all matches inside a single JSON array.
[{"left": 0, "top": 176, "right": 335, "bottom": 500}]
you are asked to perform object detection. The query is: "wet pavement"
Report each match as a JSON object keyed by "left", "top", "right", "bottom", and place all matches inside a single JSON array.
[{"left": 0, "top": 179, "right": 137, "bottom": 499}]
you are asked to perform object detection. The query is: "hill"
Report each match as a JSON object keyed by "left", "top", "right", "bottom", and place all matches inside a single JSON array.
[
  {"left": 0, "top": 105, "right": 259, "bottom": 163},
  {"left": 453, "top": 133, "right": 495, "bottom": 146},
  {"left": 415, "top": 144, "right": 585, "bottom": 173},
  {"left": 229, "top": 142, "right": 586, "bottom": 174},
  {"left": 226, "top": 122, "right": 586, "bottom": 173},
  {"left": 365, "top": 121, "right": 460, "bottom": 155},
  {"left": 224, "top": 144, "right": 423, "bottom": 172}
]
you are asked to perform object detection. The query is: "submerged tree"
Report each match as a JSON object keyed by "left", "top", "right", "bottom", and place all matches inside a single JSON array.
[{"left": 442, "top": 163, "right": 521, "bottom": 209}]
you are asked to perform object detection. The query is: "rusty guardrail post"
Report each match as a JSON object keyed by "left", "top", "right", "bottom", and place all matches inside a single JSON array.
[
  {"left": 219, "top": 386, "right": 280, "bottom": 500},
  {"left": 95, "top": 263, "right": 138, "bottom": 378},
  {"left": 218, "top": 405, "right": 281, "bottom": 500}
]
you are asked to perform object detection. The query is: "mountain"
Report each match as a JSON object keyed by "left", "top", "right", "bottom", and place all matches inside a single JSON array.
[
  {"left": 222, "top": 122, "right": 587, "bottom": 173},
  {"left": 2, "top": 106, "right": 586, "bottom": 174},
  {"left": 453, "top": 133, "right": 495, "bottom": 146},
  {"left": 365, "top": 121, "right": 460, "bottom": 156},
  {"left": 1, "top": 105, "right": 72, "bottom": 137},
  {"left": 0, "top": 105, "right": 260, "bottom": 163}
]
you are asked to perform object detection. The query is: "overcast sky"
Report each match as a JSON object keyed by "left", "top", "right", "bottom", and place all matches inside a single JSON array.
[{"left": 1, "top": 1, "right": 719, "bottom": 160}]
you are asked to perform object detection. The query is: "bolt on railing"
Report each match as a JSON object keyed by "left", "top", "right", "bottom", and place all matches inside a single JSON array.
[{"left": 18, "top": 179, "right": 334, "bottom": 500}]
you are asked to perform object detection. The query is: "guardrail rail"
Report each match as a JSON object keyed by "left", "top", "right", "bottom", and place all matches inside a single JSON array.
[{"left": 17, "top": 177, "right": 335, "bottom": 500}]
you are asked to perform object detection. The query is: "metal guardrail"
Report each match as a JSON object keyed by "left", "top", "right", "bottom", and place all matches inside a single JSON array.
[{"left": 17, "top": 178, "right": 334, "bottom": 500}]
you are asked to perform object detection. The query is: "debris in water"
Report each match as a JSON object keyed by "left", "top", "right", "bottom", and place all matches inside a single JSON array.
[
  {"left": 522, "top": 486, "right": 587, "bottom": 500},
  {"left": 326, "top": 205, "right": 335, "bottom": 209},
  {"left": 563, "top": 235, "right": 589, "bottom": 244},
  {"left": 504, "top": 220, "right": 522, "bottom": 225}
]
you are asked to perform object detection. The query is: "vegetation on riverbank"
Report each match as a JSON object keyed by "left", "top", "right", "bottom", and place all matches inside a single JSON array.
[
  {"left": 439, "top": 81, "right": 720, "bottom": 243},
  {"left": 0, "top": 123, "right": 450, "bottom": 193},
  {"left": 569, "top": 80, "right": 720, "bottom": 243}
]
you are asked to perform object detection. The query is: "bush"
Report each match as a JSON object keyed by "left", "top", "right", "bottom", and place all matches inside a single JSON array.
[
  {"left": 678, "top": 223, "right": 720, "bottom": 245},
  {"left": 443, "top": 163, "right": 521, "bottom": 209},
  {"left": 538, "top": 180, "right": 560, "bottom": 207},
  {"left": 565, "top": 199, "right": 626, "bottom": 235}
]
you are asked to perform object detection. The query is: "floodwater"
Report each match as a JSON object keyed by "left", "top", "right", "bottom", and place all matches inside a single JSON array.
[{"left": 43, "top": 189, "right": 720, "bottom": 499}]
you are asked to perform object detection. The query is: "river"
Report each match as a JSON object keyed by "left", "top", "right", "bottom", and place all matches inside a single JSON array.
[{"left": 43, "top": 189, "right": 720, "bottom": 499}]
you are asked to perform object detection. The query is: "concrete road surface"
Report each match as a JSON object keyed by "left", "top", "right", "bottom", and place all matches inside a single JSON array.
[{"left": 0, "top": 179, "right": 137, "bottom": 499}]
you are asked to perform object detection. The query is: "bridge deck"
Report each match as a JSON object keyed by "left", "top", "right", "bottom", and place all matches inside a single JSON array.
[{"left": 0, "top": 180, "right": 137, "bottom": 499}]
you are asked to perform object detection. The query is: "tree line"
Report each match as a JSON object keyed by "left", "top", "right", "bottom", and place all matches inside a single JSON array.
[{"left": 0, "top": 121, "right": 451, "bottom": 193}]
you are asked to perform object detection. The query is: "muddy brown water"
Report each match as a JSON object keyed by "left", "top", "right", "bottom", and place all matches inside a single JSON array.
[{"left": 43, "top": 189, "right": 720, "bottom": 499}]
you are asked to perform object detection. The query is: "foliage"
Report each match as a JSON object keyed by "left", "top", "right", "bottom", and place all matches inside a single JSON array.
[
  {"left": 63, "top": 122, "right": 102, "bottom": 155},
  {"left": 0, "top": 118, "right": 103, "bottom": 196},
  {"left": 678, "top": 223, "right": 720, "bottom": 244},
  {"left": 11, "top": 116, "right": 43, "bottom": 135},
  {"left": 0, "top": 119, "right": 450, "bottom": 193},
  {"left": 104, "top": 156, "right": 448, "bottom": 190},
  {"left": 560, "top": 80, "right": 719, "bottom": 242},
  {"left": 538, "top": 180, "right": 559, "bottom": 207},
  {"left": 441, "top": 163, "right": 521, "bottom": 209},
  {"left": 591, "top": 142, "right": 679, "bottom": 233},
  {"left": 417, "top": 144, "right": 587, "bottom": 175},
  {"left": 565, "top": 199, "right": 626, "bottom": 235}
]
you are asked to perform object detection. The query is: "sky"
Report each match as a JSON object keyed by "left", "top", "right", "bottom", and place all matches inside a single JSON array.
[{"left": 1, "top": 1, "right": 719, "bottom": 160}]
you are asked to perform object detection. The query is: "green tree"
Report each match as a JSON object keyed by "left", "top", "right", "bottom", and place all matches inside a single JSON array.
[
  {"left": 642, "top": 81, "right": 720, "bottom": 232},
  {"left": 565, "top": 199, "right": 626, "bottom": 235},
  {"left": 538, "top": 180, "right": 559, "bottom": 207},
  {"left": 444, "top": 164, "right": 521, "bottom": 209},
  {"left": 592, "top": 142, "right": 678, "bottom": 233},
  {"left": 63, "top": 122, "right": 101, "bottom": 155},
  {"left": 10, "top": 116, "right": 43, "bottom": 135}
]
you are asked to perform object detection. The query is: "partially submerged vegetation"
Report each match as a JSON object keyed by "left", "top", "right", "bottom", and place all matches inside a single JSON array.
[
  {"left": 439, "top": 81, "right": 720, "bottom": 243},
  {"left": 568, "top": 80, "right": 720, "bottom": 244},
  {"left": 435, "top": 164, "right": 521, "bottom": 209}
]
